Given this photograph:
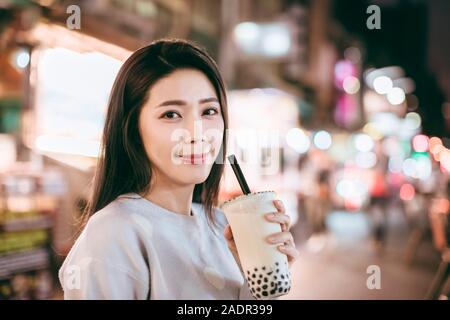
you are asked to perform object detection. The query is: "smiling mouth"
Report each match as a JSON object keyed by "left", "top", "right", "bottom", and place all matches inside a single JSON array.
[
  {"left": 180, "top": 153, "right": 206, "bottom": 164},
  {"left": 178, "top": 147, "right": 213, "bottom": 165}
]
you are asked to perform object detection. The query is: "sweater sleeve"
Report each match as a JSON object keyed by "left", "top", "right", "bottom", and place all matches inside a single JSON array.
[{"left": 59, "top": 257, "right": 149, "bottom": 300}]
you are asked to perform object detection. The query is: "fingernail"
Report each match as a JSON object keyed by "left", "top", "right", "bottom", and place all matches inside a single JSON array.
[
  {"left": 267, "top": 236, "right": 275, "bottom": 243},
  {"left": 266, "top": 213, "right": 275, "bottom": 219}
]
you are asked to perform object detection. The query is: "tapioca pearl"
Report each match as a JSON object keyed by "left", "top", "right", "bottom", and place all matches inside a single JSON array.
[
  {"left": 274, "top": 276, "right": 277, "bottom": 280},
  {"left": 278, "top": 281, "right": 282, "bottom": 285},
  {"left": 276, "top": 269, "right": 279, "bottom": 273},
  {"left": 259, "top": 274, "right": 263, "bottom": 278},
  {"left": 278, "top": 287, "right": 283, "bottom": 293},
  {"left": 267, "top": 271, "right": 273, "bottom": 275},
  {"left": 262, "top": 291, "right": 268, "bottom": 297},
  {"left": 263, "top": 277, "right": 268, "bottom": 283},
  {"left": 270, "top": 282, "right": 275, "bottom": 287},
  {"left": 251, "top": 281, "right": 255, "bottom": 285},
  {"left": 256, "top": 287, "right": 261, "bottom": 292},
  {"left": 262, "top": 266, "right": 266, "bottom": 271},
  {"left": 252, "top": 274, "right": 256, "bottom": 278},
  {"left": 270, "top": 289, "right": 276, "bottom": 295},
  {"left": 257, "top": 279, "right": 261, "bottom": 285},
  {"left": 262, "top": 284, "right": 268, "bottom": 290},
  {"left": 275, "top": 262, "right": 279, "bottom": 266},
  {"left": 281, "top": 275, "right": 285, "bottom": 279},
  {"left": 256, "top": 294, "right": 261, "bottom": 299},
  {"left": 285, "top": 281, "right": 288, "bottom": 286},
  {"left": 254, "top": 268, "right": 258, "bottom": 272}
]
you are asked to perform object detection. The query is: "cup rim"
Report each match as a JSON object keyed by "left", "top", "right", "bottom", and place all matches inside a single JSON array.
[{"left": 219, "top": 190, "right": 276, "bottom": 210}]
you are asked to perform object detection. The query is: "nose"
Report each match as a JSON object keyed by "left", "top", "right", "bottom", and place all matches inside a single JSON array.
[
  {"left": 184, "top": 117, "right": 204, "bottom": 144},
  {"left": 182, "top": 115, "right": 210, "bottom": 156}
]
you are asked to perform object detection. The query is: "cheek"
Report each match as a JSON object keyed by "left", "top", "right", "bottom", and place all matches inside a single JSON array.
[
  {"left": 140, "top": 122, "right": 174, "bottom": 162},
  {"left": 207, "top": 120, "right": 225, "bottom": 150}
]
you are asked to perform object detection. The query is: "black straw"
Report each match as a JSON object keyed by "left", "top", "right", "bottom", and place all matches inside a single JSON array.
[{"left": 227, "top": 154, "right": 251, "bottom": 195}]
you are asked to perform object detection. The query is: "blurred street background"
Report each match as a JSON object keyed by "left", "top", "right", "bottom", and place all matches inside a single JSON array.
[{"left": 0, "top": 0, "right": 449, "bottom": 300}]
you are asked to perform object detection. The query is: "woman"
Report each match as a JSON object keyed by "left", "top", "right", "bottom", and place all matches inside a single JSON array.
[{"left": 59, "top": 39, "right": 299, "bottom": 299}]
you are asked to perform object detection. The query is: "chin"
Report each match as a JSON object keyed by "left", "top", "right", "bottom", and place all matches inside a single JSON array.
[
  {"left": 169, "top": 168, "right": 210, "bottom": 185},
  {"left": 183, "top": 174, "right": 210, "bottom": 185}
]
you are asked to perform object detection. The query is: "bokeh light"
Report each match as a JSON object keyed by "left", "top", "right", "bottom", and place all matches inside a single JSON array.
[
  {"left": 313, "top": 130, "right": 332, "bottom": 150},
  {"left": 404, "top": 112, "right": 421, "bottom": 130},
  {"left": 343, "top": 76, "right": 360, "bottom": 94},
  {"left": 373, "top": 76, "right": 393, "bottom": 94},
  {"left": 15, "top": 49, "right": 30, "bottom": 69},
  {"left": 354, "top": 133, "right": 374, "bottom": 152},
  {"left": 429, "top": 137, "right": 442, "bottom": 154},
  {"left": 400, "top": 183, "right": 415, "bottom": 201},
  {"left": 412, "top": 134, "right": 429, "bottom": 152},
  {"left": 387, "top": 87, "right": 406, "bottom": 105},
  {"left": 286, "top": 128, "right": 310, "bottom": 154}
]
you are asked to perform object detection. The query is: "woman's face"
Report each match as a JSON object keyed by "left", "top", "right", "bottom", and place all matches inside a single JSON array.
[{"left": 139, "top": 68, "right": 224, "bottom": 187}]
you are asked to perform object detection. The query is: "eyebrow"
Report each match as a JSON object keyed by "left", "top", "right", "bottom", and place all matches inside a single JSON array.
[{"left": 156, "top": 97, "right": 219, "bottom": 108}]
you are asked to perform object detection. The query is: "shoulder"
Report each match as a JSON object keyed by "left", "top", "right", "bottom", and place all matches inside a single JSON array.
[
  {"left": 73, "top": 198, "right": 147, "bottom": 263},
  {"left": 59, "top": 197, "right": 150, "bottom": 290},
  {"left": 86, "top": 199, "right": 137, "bottom": 238}
]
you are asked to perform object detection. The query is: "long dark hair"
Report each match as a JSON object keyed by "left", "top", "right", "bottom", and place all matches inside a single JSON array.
[{"left": 81, "top": 39, "right": 228, "bottom": 229}]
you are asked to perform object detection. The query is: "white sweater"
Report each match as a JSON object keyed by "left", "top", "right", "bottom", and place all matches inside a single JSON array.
[{"left": 58, "top": 192, "right": 255, "bottom": 300}]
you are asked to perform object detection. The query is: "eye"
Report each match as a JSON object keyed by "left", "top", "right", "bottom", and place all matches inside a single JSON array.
[
  {"left": 161, "top": 111, "right": 181, "bottom": 119},
  {"left": 203, "top": 107, "right": 219, "bottom": 116}
]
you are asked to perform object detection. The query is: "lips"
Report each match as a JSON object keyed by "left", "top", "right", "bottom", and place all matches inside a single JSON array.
[
  {"left": 179, "top": 152, "right": 206, "bottom": 164},
  {"left": 177, "top": 145, "right": 213, "bottom": 164},
  {"left": 181, "top": 153, "right": 206, "bottom": 159}
]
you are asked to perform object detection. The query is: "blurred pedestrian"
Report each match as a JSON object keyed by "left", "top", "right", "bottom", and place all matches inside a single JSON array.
[
  {"left": 305, "top": 169, "right": 332, "bottom": 252},
  {"left": 369, "top": 168, "right": 389, "bottom": 253}
]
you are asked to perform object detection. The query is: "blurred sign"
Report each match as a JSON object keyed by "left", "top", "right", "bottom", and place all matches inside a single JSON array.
[
  {"left": 33, "top": 47, "right": 122, "bottom": 158},
  {"left": 233, "top": 22, "right": 292, "bottom": 58},
  {"left": 223, "top": 88, "right": 299, "bottom": 190}
]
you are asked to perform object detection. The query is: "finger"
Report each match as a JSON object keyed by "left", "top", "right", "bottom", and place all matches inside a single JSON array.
[
  {"left": 224, "top": 224, "right": 233, "bottom": 241},
  {"left": 265, "top": 213, "right": 291, "bottom": 231},
  {"left": 278, "top": 244, "right": 300, "bottom": 262},
  {"left": 272, "top": 200, "right": 291, "bottom": 231},
  {"left": 273, "top": 200, "right": 285, "bottom": 214},
  {"left": 267, "top": 231, "right": 294, "bottom": 245},
  {"left": 223, "top": 225, "right": 238, "bottom": 252}
]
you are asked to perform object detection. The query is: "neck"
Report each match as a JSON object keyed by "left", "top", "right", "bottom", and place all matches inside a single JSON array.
[{"left": 141, "top": 174, "right": 195, "bottom": 216}]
